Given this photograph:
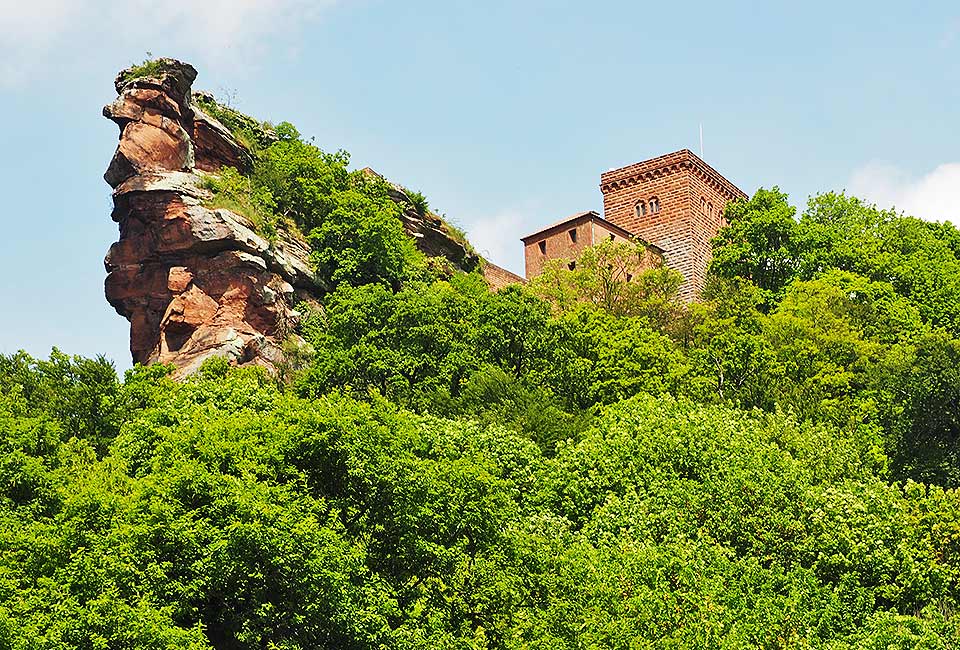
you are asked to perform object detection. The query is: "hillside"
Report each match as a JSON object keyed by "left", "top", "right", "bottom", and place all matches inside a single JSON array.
[
  {"left": 1, "top": 59, "right": 960, "bottom": 648},
  {"left": 101, "top": 59, "right": 516, "bottom": 378}
]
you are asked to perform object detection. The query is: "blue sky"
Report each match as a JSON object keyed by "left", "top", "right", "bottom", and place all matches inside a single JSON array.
[{"left": 1, "top": 0, "right": 958, "bottom": 369}]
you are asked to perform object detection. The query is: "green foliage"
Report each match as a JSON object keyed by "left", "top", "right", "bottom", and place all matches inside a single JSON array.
[
  {"left": 447, "top": 365, "right": 590, "bottom": 455},
  {"left": 880, "top": 330, "right": 960, "bottom": 486},
  {"left": 709, "top": 189, "right": 960, "bottom": 485},
  {"left": 405, "top": 189, "right": 430, "bottom": 217},
  {"left": 118, "top": 57, "right": 177, "bottom": 85},
  {"left": 529, "top": 238, "right": 685, "bottom": 324},
  {"left": 0, "top": 349, "right": 120, "bottom": 456},
  {"left": 296, "top": 280, "right": 480, "bottom": 406},
  {"left": 192, "top": 93, "right": 279, "bottom": 154},
  {"left": 194, "top": 98, "right": 430, "bottom": 291},
  {"left": 440, "top": 217, "right": 480, "bottom": 260},
  {"left": 14, "top": 82, "right": 960, "bottom": 646},
  {"left": 714, "top": 189, "right": 960, "bottom": 332},
  {"left": 306, "top": 180, "right": 422, "bottom": 290},
  {"left": 710, "top": 187, "right": 800, "bottom": 308},
  {"left": 201, "top": 166, "right": 278, "bottom": 236},
  {"left": 2, "top": 358, "right": 957, "bottom": 647}
]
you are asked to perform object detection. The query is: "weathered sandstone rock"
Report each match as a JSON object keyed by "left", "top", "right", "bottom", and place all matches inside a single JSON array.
[{"left": 103, "top": 59, "right": 316, "bottom": 377}]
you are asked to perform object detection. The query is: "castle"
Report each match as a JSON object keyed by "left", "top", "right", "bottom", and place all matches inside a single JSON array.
[{"left": 520, "top": 149, "right": 748, "bottom": 300}]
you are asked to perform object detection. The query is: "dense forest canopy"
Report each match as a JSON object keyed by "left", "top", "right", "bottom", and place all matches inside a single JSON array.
[{"left": 3, "top": 94, "right": 960, "bottom": 647}]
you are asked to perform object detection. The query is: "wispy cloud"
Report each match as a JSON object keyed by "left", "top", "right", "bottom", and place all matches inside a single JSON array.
[
  {"left": 125, "top": 0, "right": 336, "bottom": 55},
  {"left": 940, "top": 17, "right": 960, "bottom": 49},
  {"left": 0, "top": 0, "right": 341, "bottom": 86},
  {"left": 465, "top": 204, "right": 541, "bottom": 275},
  {"left": 848, "top": 161, "right": 960, "bottom": 224}
]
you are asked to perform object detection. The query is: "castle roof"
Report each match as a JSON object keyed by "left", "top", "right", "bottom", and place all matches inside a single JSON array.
[
  {"left": 520, "top": 210, "right": 633, "bottom": 243},
  {"left": 599, "top": 149, "right": 748, "bottom": 202},
  {"left": 520, "top": 210, "right": 663, "bottom": 253}
]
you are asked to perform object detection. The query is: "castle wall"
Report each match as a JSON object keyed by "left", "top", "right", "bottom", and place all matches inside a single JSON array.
[
  {"left": 686, "top": 171, "right": 734, "bottom": 300},
  {"left": 483, "top": 261, "right": 525, "bottom": 290},
  {"left": 524, "top": 217, "right": 593, "bottom": 278},
  {"left": 601, "top": 166, "right": 693, "bottom": 295},
  {"left": 590, "top": 220, "right": 632, "bottom": 245},
  {"left": 523, "top": 213, "right": 661, "bottom": 282}
]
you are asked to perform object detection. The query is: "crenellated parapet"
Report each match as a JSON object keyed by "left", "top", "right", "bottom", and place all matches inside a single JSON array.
[
  {"left": 599, "top": 149, "right": 747, "bottom": 203},
  {"left": 597, "top": 149, "right": 748, "bottom": 300}
]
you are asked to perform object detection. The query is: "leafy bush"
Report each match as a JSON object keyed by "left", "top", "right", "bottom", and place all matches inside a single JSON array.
[
  {"left": 201, "top": 166, "right": 278, "bottom": 236},
  {"left": 194, "top": 99, "right": 429, "bottom": 291},
  {"left": 14, "top": 82, "right": 960, "bottom": 646}
]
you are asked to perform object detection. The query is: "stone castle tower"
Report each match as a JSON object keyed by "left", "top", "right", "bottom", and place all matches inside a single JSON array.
[
  {"left": 523, "top": 149, "right": 747, "bottom": 300},
  {"left": 600, "top": 150, "right": 747, "bottom": 300}
]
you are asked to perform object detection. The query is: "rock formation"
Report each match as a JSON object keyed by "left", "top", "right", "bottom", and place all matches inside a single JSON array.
[
  {"left": 103, "top": 59, "right": 518, "bottom": 377},
  {"left": 103, "top": 60, "right": 322, "bottom": 377}
]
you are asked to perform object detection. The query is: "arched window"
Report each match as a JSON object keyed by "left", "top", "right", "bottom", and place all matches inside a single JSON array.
[
  {"left": 707, "top": 201, "right": 714, "bottom": 217},
  {"left": 635, "top": 200, "right": 647, "bottom": 218},
  {"left": 700, "top": 197, "right": 707, "bottom": 215},
  {"left": 650, "top": 197, "right": 660, "bottom": 213}
]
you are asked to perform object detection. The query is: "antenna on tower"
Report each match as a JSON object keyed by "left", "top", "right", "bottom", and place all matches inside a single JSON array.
[{"left": 699, "top": 122, "right": 704, "bottom": 157}]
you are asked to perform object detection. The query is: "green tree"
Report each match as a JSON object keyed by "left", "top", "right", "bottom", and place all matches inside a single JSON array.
[
  {"left": 529, "top": 239, "right": 684, "bottom": 323},
  {"left": 710, "top": 187, "right": 800, "bottom": 308}
]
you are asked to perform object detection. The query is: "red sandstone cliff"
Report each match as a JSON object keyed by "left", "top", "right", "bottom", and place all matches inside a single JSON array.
[
  {"left": 103, "top": 60, "right": 321, "bottom": 377},
  {"left": 103, "top": 59, "right": 514, "bottom": 376}
]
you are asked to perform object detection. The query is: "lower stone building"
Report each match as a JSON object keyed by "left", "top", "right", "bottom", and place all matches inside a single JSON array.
[{"left": 521, "top": 210, "right": 663, "bottom": 279}]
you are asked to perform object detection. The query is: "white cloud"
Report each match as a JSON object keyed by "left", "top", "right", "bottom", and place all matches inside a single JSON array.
[
  {"left": 847, "top": 161, "right": 960, "bottom": 224},
  {"left": 465, "top": 205, "right": 540, "bottom": 276},
  {"left": 124, "top": 0, "right": 334, "bottom": 56},
  {"left": 0, "top": 0, "right": 74, "bottom": 39},
  {"left": 0, "top": 0, "right": 340, "bottom": 86}
]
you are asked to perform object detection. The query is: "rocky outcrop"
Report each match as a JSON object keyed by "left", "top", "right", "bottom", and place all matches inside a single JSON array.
[
  {"left": 103, "top": 58, "right": 514, "bottom": 377},
  {"left": 361, "top": 168, "right": 480, "bottom": 273},
  {"left": 103, "top": 59, "right": 320, "bottom": 377}
]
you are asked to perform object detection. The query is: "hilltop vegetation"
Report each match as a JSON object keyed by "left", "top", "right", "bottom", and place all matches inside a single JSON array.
[
  {"left": 4, "top": 103, "right": 960, "bottom": 646},
  {"left": 197, "top": 117, "right": 425, "bottom": 291}
]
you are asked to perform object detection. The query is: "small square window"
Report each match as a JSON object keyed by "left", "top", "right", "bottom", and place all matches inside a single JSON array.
[
  {"left": 569, "top": 229, "right": 578, "bottom": 243},
  {"left": 538, "top": 241, "right": 546, "bottom": 255}
]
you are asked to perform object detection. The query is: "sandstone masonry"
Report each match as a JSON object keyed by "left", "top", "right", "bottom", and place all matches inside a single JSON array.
[
  {"left": 521, "top": 211, "right": 662, "bottom": 279},
  {"left": 102, "top": 60, "right": 746, "bottom": 376}
]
